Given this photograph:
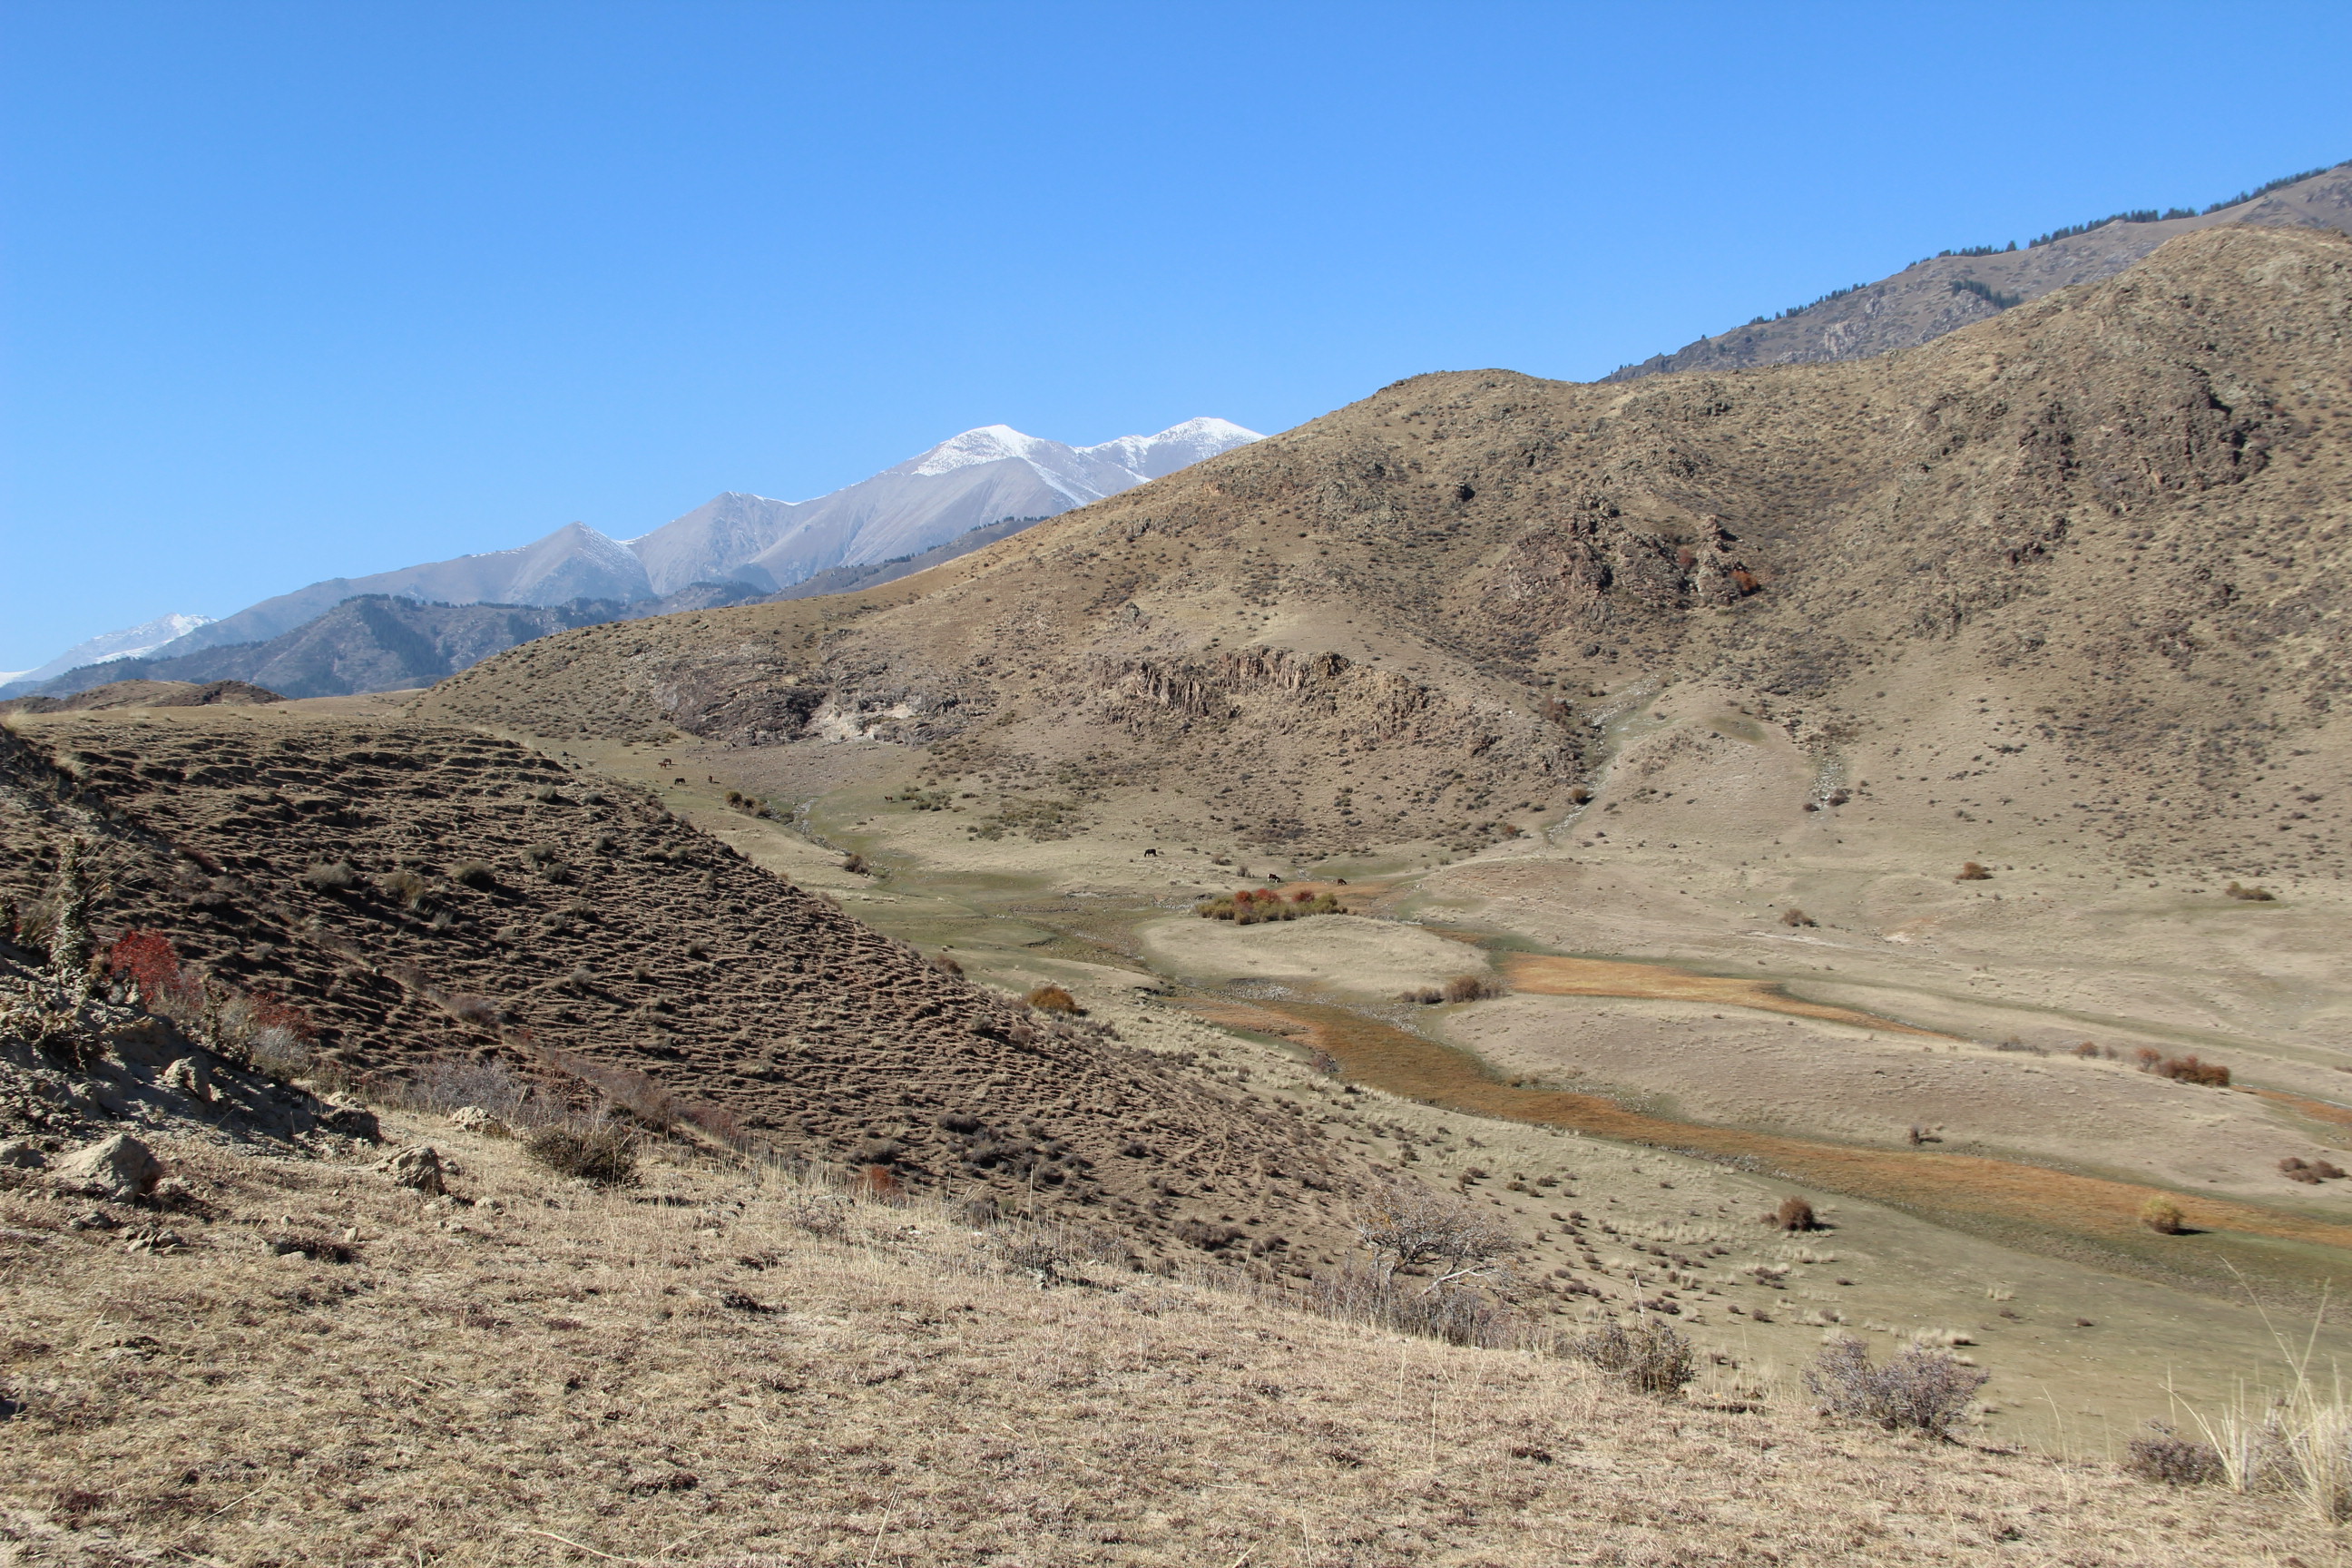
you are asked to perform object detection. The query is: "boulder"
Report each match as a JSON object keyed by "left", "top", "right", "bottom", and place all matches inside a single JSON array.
[
  {"left": 54, "top": 1134, "right": 162, "bottom": 1200},
  {"left": 318, "top": 1102, "right": 381, "bottom": 1141},
  {"left": 448, "top": 1105, "right": 510, "bottom": 1137},
  {"left": 376, "top": 1145, "right": 446, "bottom": 1195},
  {"left": 161, "top": 1055, "right": 215, "bottom": 1104}
]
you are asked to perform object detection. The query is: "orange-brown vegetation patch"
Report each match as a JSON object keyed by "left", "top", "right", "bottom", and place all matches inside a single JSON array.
[
  {"left": 1192, "top": 997, "right": 2352, "bottom": 1287},
  {"left": 1504, "top": 953, "right": 1955, "bottom": 1037}
]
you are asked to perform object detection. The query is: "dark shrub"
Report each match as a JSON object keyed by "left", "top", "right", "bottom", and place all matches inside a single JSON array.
[
  {"left": 1774, "top": 1196, "right": 1818, "bottom": 1231},
  {"left": 1564, "top": 1318, "right": 1697, "bottom": 1396},
  {"left": 451, "top": 861, "right": 496, "bottom": 889},
  {"left": 842, "top": 853, "right": 869, "bottom": 875},
  {"left": 443, "top": 994, "right": 502, "bottom": 1028},
  {"left": 374, "top": 868, "right": 430, "bottom": 910},
  {"left": 930, "top": 953, "right": 964, "bottom": 976},
  {"left": 1956, "top": 862, "right": 1992, "bottom": 881},
  {"left": 1779, "top": 907, "right": 1816, "bottom": 927},
  {"left": 1027, "top": 984, "right": 1082, "bottom": 1014},
  {"left": 2122, "top": 1426, "right": 2224, "bottom": 1485},
  {"left": 1442, "top": 973, "right": 1504, "bottom": 1004},
  {"left": 524, "top": 1125, "right": 638, "bottom": 1185},
  {"left": 1806, "top": 1338, "right": 1986, "bottom": 1436}
]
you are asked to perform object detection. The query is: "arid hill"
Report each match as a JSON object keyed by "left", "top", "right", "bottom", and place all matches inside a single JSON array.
[
  {"left": 0, "top": 711, "right": 1375, "bottom": 1264},
  {"left": 419, "top": 225, "right": 2351, "bottom": 880}
]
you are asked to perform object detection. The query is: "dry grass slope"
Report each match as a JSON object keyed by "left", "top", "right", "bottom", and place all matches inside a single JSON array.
[{"left": 0, "top": 1112, "right": 2323, "bottom": 1567}]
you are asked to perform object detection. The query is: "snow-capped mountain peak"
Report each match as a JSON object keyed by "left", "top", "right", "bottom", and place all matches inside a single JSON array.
[{"left": 906, "top": 425, "right": 1059, "bottom": 478}]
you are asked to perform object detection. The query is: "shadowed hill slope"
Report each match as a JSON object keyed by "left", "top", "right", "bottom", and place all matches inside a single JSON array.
[
  {"left": 418, "top": 225, "right": 2352, "bottom": 878},
  {"left": 0, "top": 711, "right": 1374, "bottom": 1264}
]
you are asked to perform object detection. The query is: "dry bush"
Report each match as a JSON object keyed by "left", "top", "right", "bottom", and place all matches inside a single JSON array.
[
  {"left": 1306, "top": 1265, "right": 1514, "bottom": 1347},
  {"left": 373, "top": 867, "right": 430, "bottom": 910},
  {"left": 441, "top": 993, "right": 502, "bottom": 1029},
  {"left": 103, "top": 928, "right": 199, "bottom": 1015},
  {"left": 1354, "top": 1181, "right": 1517, "bottom": 1284},
  {"left": 1026, "top": 984, "right": 1082, "bottom": 1014},
  {"left": 2149, "top": 1053, "right": 2232, "bottom": 1087},
  {"left": 2141, "top": 1197, "right": 2188, "bottom": 1235},
  {"left": 1779, "top": 907, "right": 1817, "bottom": 927},
  {"left": 2125, "top": 1426, "right": 2227, "bottom": 1486},
  {"left": 524, "top": 1124, "right": 639, "bottom": 1185},
  {"left": 2225, "top": 881, "right": 2278, "bottom": 902},
  {"left": 2073, "top": 1041, "right": 2102, "bottom": 1058},
  {"left": 1399, "top": 986, "right": 1446, "bottom": 1004},
  {"left": 1772, "top": 1196, "right": 1818, "bottom": 1231},
  {"left": 1806, "top": 1337, "right": 1986, "bottom": 1436},
  {"left": 842, "top": 853, "right": 869, "bottom": 875},
  {"left": 1563, "top": 1318, "right": 1698, "bottom": 1397},
  {"left": 450, "top": 860, "right": 495, "bottom": 889},
  {"left": 1956, "top": 861, "right": 1993, "bottom": 880},
  {"left": 301, "top": 860, "right": 358, "bottom": 891},
  {"left": 1442, "top": 973, "right": 1506, "bottom": 1004},
  {"left": 929, "top": 952, "right": 963, "bottom": 976},
  {"left": 1194, "top": 887, "right": 1344, "bottom": 924},
  {"left": 393, "top": 1056, "right": 562, "bottom": 1124}
]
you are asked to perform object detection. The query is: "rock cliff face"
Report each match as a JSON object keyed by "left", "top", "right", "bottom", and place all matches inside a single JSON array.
[{"left": 419, "top": 227, "right": 2352, "bottom": 875}]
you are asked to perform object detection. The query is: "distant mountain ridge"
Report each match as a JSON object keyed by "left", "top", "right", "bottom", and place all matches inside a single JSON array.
[
  {"left": 629, "top": 418, "right": 1260, "bottom": 594},
  {"left": 16, "top": 585, "right": 776, "bottom": 702},
  {"left": 13, "top": 417, "right": 1257, "bottom": 687},
  {"left": 1604, "top": 160, "right": 2351, "bottom": 381},
  {"left": 4, "top": 612, "right": 216, "bottom": 689},
  {"left": 2, "top": 418, "right": 1259, "bottom": 701}
]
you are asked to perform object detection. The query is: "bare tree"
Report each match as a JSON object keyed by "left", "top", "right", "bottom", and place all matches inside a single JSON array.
[{"left": 1354, "top": 1181, "right": 1518, "bottom": 1289}]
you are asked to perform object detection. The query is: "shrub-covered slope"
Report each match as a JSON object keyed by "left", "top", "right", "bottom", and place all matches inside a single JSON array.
[{"left": 0, "top": 711, "right": 1372, "bottom": 1263}]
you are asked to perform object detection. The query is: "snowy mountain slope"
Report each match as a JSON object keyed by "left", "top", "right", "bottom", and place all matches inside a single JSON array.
[
  {"left": 0, "top": 612, "right": 217, "bottom": 695},
  {"left": 629, "top": 419, "right": 1262, "bottom": 594},
  {"left": 63, "top": 417, "right": 1260, "bottom": 677}
]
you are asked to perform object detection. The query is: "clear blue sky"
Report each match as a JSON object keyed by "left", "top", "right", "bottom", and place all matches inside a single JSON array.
[{"left": 4, "top": 1, "right": 2348, "bottom": 670}]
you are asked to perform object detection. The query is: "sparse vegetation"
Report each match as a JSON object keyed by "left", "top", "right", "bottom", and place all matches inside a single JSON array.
[
  {"left": 1807, "top": 1337, "right": 1987, "bottom": 1436},
  {"left": 1026, "top": 984, "right": 1082, "bottom": 1014},
  {"left": 523, "top": 1123, "right": 639, "bottom": 1185},
  {"left": 1195, "top": 887, "right": 1346, "bottom": 924},
  {"left": 374, "top": 867, "right": 430, "bottom": 910},
  {"left": 1563, "top": 1318, "right": 1698, "bottom": 1397},
  {"left": 2126, "top": 1426, "right": 2228, "bottom": 1486},
  {"left": 1441, "top": 972, "right": 1505, "bottom": 1003}
]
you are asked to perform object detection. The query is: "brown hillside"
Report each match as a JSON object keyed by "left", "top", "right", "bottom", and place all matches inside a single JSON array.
[
  {"left": 0, "top": 710, "right": 1374, "bottom": 1264},
  {"left": 420, "top": 225, "right": 2352, "bottom": 878}
]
